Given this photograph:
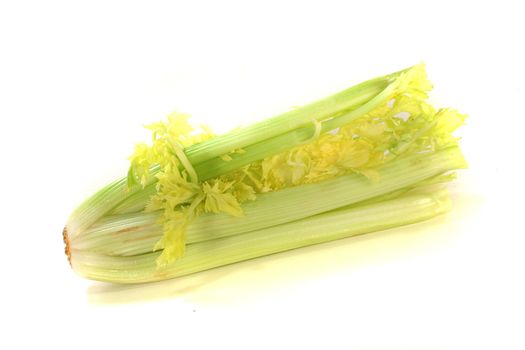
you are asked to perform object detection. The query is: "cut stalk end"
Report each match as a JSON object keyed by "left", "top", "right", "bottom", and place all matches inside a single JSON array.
[{"left": 63, "top": 226, "right": 72, "bottom": 266}]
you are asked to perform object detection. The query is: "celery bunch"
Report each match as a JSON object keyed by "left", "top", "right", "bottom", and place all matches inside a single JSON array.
[{"left": 64, "top": 64, "right": 467, "bottom": 284}]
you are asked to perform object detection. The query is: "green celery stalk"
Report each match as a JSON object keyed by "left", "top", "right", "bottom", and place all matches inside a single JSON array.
[
  {"left": 192, "top": 75, "right": 400, "bottom": 180},
  {"left": 66, "top": 67, "right": 409, "bottom": 237},
  {"left": 184, "top": 74, "right": 393, "bottom": 165},
  {"left": 70, "top": 146, "right": 466, "bottom": 256},
  {"left": 71, "top": 188, "right": 451, "bottom": 283}
]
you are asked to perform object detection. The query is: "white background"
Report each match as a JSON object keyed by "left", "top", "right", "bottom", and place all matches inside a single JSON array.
[{"left": 1, "top": 1, "right": 523, "bottom": 349}]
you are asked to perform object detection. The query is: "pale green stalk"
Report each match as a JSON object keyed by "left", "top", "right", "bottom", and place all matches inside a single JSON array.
[
  {"left": 66, "top": 168, "right": 159, "bottom": 239},
  {"left": 71, "top": 188, "right": 451, "bottom": 283},
  {"left": 184, "top": 76, "right": 392, "bottom": 165},
  {"left": 111, "top": 183, "right": 157, "bottom": 215},
  {"left": 192, "top": 77, "right": 399, "bottom": 180},
  {"left": 70, "top": 146, "right": 466, "bottom": 256},
  {"left": 66, "top": 68, "right": 408, "bottom": 236}
]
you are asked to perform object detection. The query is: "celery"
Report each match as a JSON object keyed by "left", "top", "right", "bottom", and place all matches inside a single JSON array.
[
  {"left": 64, "top": 63, "right": 467, "bottom": 284},
  {"left": 71, "top": 189, "right": 452, "bottom": 283},
  {"left": 72, "top": 147, "right": 465, "bottom": 256},
  {"left": 66, "top": 65, "right": 424, "bottom": 235}
]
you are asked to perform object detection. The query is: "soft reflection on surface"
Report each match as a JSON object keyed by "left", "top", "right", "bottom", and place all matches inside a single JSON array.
[{"left": 87, "top": 189, "right": 482, "bottom": 305}]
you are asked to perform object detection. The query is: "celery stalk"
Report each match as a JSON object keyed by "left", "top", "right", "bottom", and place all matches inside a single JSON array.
[
  {"left": 66, "top": 67, "right": 411, "bottom": 236},
  {"left": 183, "top": 75, "right": 391, "bottom": 165},
  {"left": 66, "top": 170, "right": 159, "bottom": 240},
  {"left": 64, "top": 63, "right": 466, "bottom": 283},
  {"left": 71, "top": 146, "right": 465, "bottom": 256},
  {"left": 71, "top": 188, "right": 451, "bottom": 283},
  {"left": 192, "top": 76, "right": 399, "bottom": 180}
]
